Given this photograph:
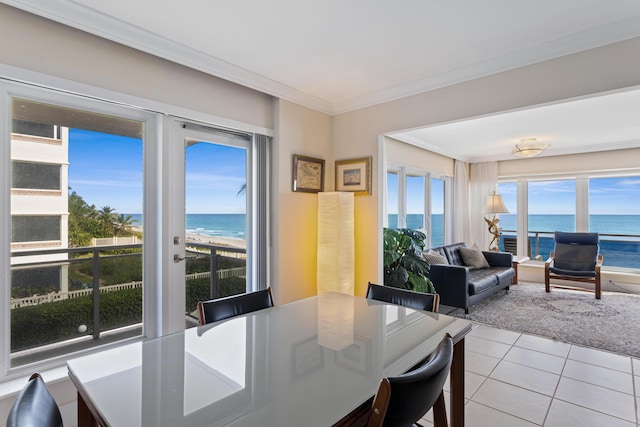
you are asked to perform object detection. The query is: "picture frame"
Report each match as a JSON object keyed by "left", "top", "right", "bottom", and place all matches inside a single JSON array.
[
  {"left": 335, "top": 335, "right": 372, "bottom": 376},
  {"left": 291, "top": 335, "right": 324, "bottom": 380},
  {"left": 335, "top": 157, "right": 372, "bottom": 195},
  {"left": 292, "top": 154, "right": 325, "bottom": 193}
]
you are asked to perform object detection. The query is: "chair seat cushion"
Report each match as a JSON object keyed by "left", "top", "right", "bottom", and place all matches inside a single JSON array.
[{"left": 549, "top": 266, "right": 597, "bottom": 277}]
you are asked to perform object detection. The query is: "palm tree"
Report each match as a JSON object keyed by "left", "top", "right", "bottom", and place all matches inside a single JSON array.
[
  {"left": 98, "top": 206, "right": 116, "bottom": 236},
  {"left": 113, "top": 214, "right": 137, "bottom": 237}
]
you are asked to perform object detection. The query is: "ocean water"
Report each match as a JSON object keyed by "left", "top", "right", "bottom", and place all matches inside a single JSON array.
[
  {"left": 128, "top": 213, "right": 246, "bottom": 240},
  {"left": 389, "top": 214, "right": 640, "bottom": 268}
]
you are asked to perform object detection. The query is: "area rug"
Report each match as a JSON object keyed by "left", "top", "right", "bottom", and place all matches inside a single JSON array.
[{"left": 448, "top": 282, "right": 640, "bottom": 358}]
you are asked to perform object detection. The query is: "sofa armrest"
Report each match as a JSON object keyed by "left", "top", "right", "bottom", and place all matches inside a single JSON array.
[
  {"left": 482, "top": 251, "right": 512, "bottom": 268},
  {"left": 428, "top": 264, "right": 469, "bottom": 309}
]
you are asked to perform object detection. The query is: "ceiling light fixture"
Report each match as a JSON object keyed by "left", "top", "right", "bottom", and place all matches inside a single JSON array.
[{"left": 512, "top": 138, "right": 549, "bottom": 158}]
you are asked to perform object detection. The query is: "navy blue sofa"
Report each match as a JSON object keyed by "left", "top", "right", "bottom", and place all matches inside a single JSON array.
[{"left": 426, "top": 243, "right": 515, "bottom": 314}]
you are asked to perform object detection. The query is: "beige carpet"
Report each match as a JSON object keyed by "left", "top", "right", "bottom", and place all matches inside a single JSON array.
[{"left": 448, "top": 281, "right": 640, "bottom": 358}]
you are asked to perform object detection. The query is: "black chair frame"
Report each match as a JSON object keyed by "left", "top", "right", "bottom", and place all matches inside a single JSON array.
[
  {"left": 366, "top": 282, "right": 439, "bottom": 312},
  {"left": 197, "top": 287, "right": 274, "bottom": 325}
]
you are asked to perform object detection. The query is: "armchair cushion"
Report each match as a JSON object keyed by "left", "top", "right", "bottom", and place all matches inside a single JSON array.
[{"left": 553, "top": 243, "right": 598, "bottom": 272}]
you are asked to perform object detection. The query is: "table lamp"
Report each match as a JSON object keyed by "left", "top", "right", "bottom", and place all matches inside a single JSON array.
[{"left": 483, "top": 191, "right": 509, "bottom": 251}]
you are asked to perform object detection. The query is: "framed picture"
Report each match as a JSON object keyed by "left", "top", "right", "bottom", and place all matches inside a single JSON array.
[
  {"left": 335, "top": 335, "right": 372, "bottom": 376},
  {"left": 292, "top": 154, "right": 325, "bottom": 193},
  {"left": 291, "top": 335, "right": 324, "bottom": 380},
  {"left": 335, "top": 157, "right": 372, "bottom": 195}
]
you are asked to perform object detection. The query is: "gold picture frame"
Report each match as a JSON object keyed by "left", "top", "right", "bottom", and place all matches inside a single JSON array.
[
  {"left": 335, "top": 157, "right": 372, "bottom": 195},
  {"left": 292, "top": 154, "right": 325, "bottom": 193}
]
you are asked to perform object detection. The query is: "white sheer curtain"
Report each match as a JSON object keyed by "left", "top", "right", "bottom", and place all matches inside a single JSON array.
[
  {"left": 469, "top": 162, "right": 499, "bottom": 250},
  {"left": 452, "top": 160, "right": 469, "bottom": 244}
]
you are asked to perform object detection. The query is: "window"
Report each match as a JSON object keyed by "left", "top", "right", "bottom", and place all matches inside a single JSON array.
[
  {"left": 12, "top": 162, "right": 61, "bottom": 191},
  {"left": 1, "top": 81, "right": 271, "bottom": 378},
  {"left": 387, "top": 171, "right": 399, "bottom": 228},
  {"left": 500, "top": 175, "right": 640, "bottom": 269},
  {"left": 527, "top": 180, "right": 575, "bottom": 260},
  {"left": 589, "top": 177, "right": 640, "bottom": 268},
  {"left": 386, "top": 166, "right": 448, "bottom": 247},
  {"left": 430, "top": 178, "right": 445, "bottom": 247},
  {"left": 12, "top": 215, "right": 61, "bottom": 242},
  {"left": 6, "top": 93, "right": 148, "bottom": 371}
]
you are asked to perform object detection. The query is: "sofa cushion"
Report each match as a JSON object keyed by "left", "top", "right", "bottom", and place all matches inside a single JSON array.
[
  {"left": 459, "top": 246, "right": 490, "bottom": 269},
  {"left": 468, "top": 269, "right": 499, "bottom": 295},
  {"left": 423, "top": 249, "right": 449, "bottom": 265},
  {"left": 443, "top": 244, "right": 465, "bottom": 266}
]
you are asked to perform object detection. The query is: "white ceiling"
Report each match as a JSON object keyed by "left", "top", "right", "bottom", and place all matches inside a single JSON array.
[{"left": 4, "top": 0, "right": 640, "bottom": 161}]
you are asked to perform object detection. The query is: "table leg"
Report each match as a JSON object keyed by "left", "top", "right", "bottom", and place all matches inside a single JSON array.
[
  {"left": 449, "top": 338, "right": 465, "bottom": 427},
  {"left": 77, "top": 392, "right": 99, "bottom": 427}
]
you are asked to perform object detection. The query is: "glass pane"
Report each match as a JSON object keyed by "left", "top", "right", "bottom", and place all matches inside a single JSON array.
[
  {"left": 185, "top": 141, "right": 248, "bottom": 325},
  {"left": 497, "top": 182, "right": 517, "bottom": 253},
  {"left": 406, "top": 175, "right": 425, "bottom": 230},
  {"left": 431, "top": 178, "right": 445, "bottom": 247},
  {"left": 10, "top": 98, "right": 144, "bottom": 367},
  {"left": 528, "top": 180, "right": 575, "bottom": 260},
  {"left": 589, "top": 177, "right": 640, "bottom": 268},
  {"left": 387, "top": 172, "right": 398, "bottom": 228}
]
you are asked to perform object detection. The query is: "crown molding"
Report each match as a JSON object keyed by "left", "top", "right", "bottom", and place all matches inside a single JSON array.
[
  {"left": 4, "top": 0, "right": 640, "bottom": 117},
  {"left": 332, "top": 17, "right": 640, "bottom": 115}
]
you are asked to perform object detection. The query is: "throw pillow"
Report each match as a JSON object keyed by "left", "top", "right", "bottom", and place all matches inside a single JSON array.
[
  {"left": 459, "top": 246, "right": 490, "bottom": 269},
  {"left": 423, "top": 249, "right": 449, "bottom": 265}
]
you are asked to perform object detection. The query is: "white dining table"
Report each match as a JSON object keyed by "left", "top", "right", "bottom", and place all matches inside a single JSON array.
[{"left": 68, "top": 292, "right": 472, "bottom": 427}]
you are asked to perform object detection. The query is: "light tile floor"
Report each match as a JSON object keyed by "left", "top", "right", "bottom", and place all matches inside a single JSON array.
[{"left": 420, "top": 323, "right": 639, "bottom": 426}]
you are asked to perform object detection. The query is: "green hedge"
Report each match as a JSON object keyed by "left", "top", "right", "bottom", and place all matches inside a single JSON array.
[{"left": 12, "top": 277, "right": 247, "bottom": 352}]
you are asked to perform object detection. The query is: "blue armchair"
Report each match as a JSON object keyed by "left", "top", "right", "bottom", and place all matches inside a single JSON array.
[{"left": 545, "top": 232, "right": 603, "bottom": 299}]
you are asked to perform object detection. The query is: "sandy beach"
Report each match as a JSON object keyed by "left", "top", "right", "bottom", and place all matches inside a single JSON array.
[{"left": 130, "top": 226, "right": 246, "bottom": 249}]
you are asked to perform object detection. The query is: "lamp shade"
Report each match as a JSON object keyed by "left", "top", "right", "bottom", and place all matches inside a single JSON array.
[
  {"left": 317, "top": 192, "right": 354, "bottom": 295},
  {"left": 483, "top": 192, "right": 509, "bottom": 214}
]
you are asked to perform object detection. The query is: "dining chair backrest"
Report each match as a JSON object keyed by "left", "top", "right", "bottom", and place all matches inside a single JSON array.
[
  {"left": 368, "top": 334, "right": 453, "bottom": 427},
  {"left": 7, "top": 373, "right": 63, "bottom": 427},
  {"left": 366, "top": 282, "right": 439, "bottom": 312},
  {"left": 197, "top": 288, "right": 274, "bottom": 325}
]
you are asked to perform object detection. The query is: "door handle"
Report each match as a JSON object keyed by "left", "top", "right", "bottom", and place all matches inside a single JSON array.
[{"left": 174, "top": 254, "right": 185, "bottom": 263}]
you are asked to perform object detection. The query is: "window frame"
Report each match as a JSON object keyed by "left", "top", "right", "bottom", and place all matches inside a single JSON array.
[
  {"left": 1, "top": 80, "right": 160, "bottom": 379},
  {"left": 499, "top": 172, "right": 640, "bottom": 271},
  {"left": 387, "top": 164, "right": 450, "bottom": 248}
]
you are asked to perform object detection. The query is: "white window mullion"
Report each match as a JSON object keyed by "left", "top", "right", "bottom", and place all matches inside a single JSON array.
[
  {"left": 398, "top": 167, "right": 407, "bottom": 228},
  {"left": 576, "top": 178, "right": 589, "bottom": 231}
]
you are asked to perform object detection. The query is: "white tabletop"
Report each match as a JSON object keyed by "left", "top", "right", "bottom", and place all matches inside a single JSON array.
[{"left": 68, "top": 292, "right": 471, "bottom": 427}]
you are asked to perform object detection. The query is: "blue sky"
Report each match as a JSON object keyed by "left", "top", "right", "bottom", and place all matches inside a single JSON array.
[
  {"left": 387, "top": 174, "right": 445, "bottom": 214},
  {"left": 499, "top": 178, "right": 640, "bottom": 214},
  {"left": 68, "top": 129, "right": 247, "bottom": 214}
]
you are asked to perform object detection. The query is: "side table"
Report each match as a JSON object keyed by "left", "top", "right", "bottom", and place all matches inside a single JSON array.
[{"left": 512, "top": 256, "right": 530, "bottom": 284}]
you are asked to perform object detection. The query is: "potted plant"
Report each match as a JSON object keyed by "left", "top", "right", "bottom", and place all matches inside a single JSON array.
[{"left": 383, "top": 228, "right": 436, "bottom": 294}]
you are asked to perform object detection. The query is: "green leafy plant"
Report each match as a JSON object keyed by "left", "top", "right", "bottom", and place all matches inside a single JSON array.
[{"left": 383, "top": 228, "right": 435, "bottom": 294}]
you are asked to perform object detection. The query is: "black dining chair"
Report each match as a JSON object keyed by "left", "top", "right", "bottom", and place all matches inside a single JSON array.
[
  {"left": 368, "top": 333, "right": 453, "bottom": 427},
  {"left": 197, "top": 287, "right": 274, "bottom": 325},
  {"left": 366, "top": 282, "right": 440, "bottom": 312},
  {"left": 7, "top": 373, "right": 63, "bottom": 427}
]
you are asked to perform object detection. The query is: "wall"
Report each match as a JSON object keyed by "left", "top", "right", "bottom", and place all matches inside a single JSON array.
[
  {"left": 499, "top": 147, "right": 640, "bottom": 178},
  {"left": 0, "top": 4, "right": 273, "bottom": 131},
  {"left": 273, "top": 100, "right": 333, "bottom": 304},
  {"left": 385, "top": 137, "right": 454, "bottom": 176},
  {"left": 332, "top": 37, "right": 640, "bottom": 296}
]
